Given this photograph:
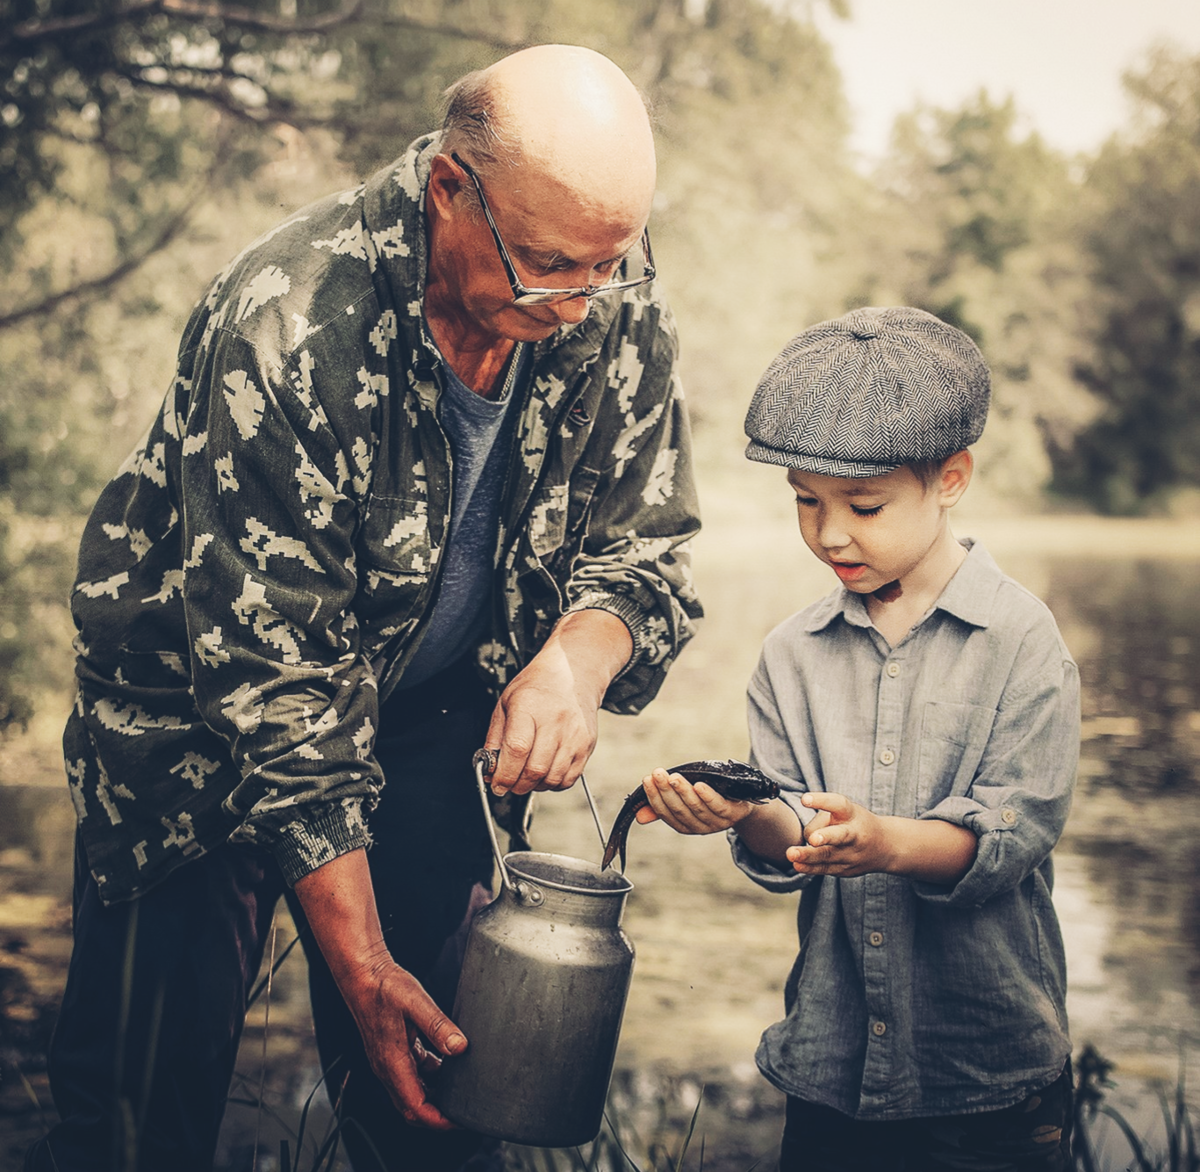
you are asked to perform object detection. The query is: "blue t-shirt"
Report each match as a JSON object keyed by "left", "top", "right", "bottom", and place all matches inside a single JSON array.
[{"left": 393, "top": 345, "right": 529, "bottom": 690}]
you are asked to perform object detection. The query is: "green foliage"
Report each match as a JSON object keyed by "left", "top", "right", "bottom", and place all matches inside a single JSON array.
[
  {"left": 847, "top": 91, "right": 1097, "bottom": 507},
  {"left": 0, "top": 0, "right": 861, "bottom": 733},
  {"left": 647, "top": 0, "right": 862, "bottom": 462},
  {"left": 2, "top": 0, "right": 317, "bottom": 255},
  {"left": 7, "top": 2, "right": 1200, "bottom": 735},
  {"left": 1051, "top": 47, "right": 1200, "bottom": 514}
]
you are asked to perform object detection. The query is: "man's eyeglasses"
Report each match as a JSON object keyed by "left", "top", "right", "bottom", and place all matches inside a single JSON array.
[{"left": 450, "top": 152, "right": 655, "bottom": 307}]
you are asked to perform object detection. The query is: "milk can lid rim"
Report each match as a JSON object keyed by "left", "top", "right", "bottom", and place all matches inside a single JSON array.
[{"left": 504, "top": 850, "right": 634, "bottom": 895}]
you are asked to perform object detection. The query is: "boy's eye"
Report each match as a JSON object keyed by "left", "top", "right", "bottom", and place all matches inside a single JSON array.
[
  {"left": 794, "top": 495, "right": 817, "bottom": 507},
  {"left": 851, "top": 504, "right": 884, "bottom": 517}
]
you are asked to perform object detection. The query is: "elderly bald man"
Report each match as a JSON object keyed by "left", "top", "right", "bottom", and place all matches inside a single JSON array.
[{"left": 29, "top": 44, "right": 700, "bottom": 1172}]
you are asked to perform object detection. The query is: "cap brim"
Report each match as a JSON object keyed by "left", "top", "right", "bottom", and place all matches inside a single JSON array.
[{"left": 744, "top": 440, "right": 900, "bottom": 478}]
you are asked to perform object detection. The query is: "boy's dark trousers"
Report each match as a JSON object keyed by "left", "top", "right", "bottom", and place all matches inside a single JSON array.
[
  {"left": 778, "top": 1061, "right": 1073, "bottom": 1172},
  {"left": 25, "top": 658, "right": 501, "bottom": 1172}
]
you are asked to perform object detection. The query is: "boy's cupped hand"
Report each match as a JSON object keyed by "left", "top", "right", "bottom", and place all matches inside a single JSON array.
[
  {"left": 636, "top": 767, "right": 757, "bottom": 835},
  {"left": 787, "top": 792, "right": 891, "bottom": 877}
]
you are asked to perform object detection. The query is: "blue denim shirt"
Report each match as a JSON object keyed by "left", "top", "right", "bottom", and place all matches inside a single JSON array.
[{"left": 730, "top": 540, "right": 1078, "bottom": 1119}]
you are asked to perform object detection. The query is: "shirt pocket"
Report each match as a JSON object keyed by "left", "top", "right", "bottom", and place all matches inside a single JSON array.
[{"left": 916, "top": 701, "right": 996, "bottom": 813}]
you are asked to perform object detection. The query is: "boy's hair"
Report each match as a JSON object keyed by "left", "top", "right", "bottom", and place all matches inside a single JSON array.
[
  {"left": 744, "top": 306, "right": 990, "bottom": 479},
  {"left": 905, "top": 455, "right": 953, "bottom": 491}
]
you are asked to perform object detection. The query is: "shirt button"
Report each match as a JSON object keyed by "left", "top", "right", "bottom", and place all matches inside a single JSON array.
[
  {"left": 869, "top": 931, "right": 884, "bottom": 947},
  {"left": 885, "top": 662, "right": 900, "bottom": 677},
  {"left": 879, "top": 748, "right": 895, "bottom": 766},
  {"left": 1001, "top": 808, "right": 1017, "bottom": 825},
  {"left": 872, "top": 1021, "right": 887, "bottom": 1037}
]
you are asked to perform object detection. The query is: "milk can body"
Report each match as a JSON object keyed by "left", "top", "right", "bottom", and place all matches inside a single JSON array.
[{"left": 435, "top": 850, "right": 635, "bottom": 1147}]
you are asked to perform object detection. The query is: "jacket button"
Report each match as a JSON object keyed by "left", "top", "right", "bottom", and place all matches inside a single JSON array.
[
  {"left": 879, "top": 748, "right": 895, "bottom": 766},
  {"left": 869, "top": 931, "right": 884, "bottom": 946},
  {"left": 872, "top": 1021, "right": 887, "bottom": 1037}
]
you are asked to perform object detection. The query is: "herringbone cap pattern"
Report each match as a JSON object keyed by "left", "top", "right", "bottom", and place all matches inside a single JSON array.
[{"left": 744, "top": 306, "right": 991, "bottom": 477}]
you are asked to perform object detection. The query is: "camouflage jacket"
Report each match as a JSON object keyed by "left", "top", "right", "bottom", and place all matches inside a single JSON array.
[{"left": 66, "top": 133, "right": 702, "bottom": 905}]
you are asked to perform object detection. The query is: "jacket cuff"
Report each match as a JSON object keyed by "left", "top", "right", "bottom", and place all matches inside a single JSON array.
[
  {"left": 563, "top": 596, "right": 642, "bottom": 678},
  {"left": 271, "top": 798, "right": 373, "bottom": 886}
]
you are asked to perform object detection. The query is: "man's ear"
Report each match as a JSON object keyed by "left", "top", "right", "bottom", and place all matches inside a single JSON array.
[
  {"left": 427, "top": 153, "right": 468, "bottom": 221},
  {"left": 938, "top": 449, "right": 973, "bottom": 507}
]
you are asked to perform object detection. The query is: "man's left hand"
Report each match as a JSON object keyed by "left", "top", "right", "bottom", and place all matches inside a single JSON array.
[{"left": 483, "top": 610, "right": 632, "bottom": 795}]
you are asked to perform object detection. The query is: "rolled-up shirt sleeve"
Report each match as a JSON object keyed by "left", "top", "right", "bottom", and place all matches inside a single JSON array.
[{"left": 913, "top": 636, "right": 1080, "bottom": 908}]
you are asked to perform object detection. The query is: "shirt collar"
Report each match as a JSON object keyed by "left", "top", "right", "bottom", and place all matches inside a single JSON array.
[{"left": 803, "top": 538, "right": 1003, "bottom": 634}]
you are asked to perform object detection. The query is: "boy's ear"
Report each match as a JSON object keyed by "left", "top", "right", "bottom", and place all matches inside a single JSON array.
[{"left": 937, "top": 450, "right": 973, "bottom": 507}]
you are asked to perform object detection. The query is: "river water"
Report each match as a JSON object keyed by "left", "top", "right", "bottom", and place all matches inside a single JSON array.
[{"left": 1, "top": 513, "right": 1198, "bottom": 1169}]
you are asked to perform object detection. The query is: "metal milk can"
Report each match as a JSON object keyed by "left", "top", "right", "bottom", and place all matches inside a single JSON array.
[{"left": 434, "top": 752, "right": 635, "bottom": 1148}]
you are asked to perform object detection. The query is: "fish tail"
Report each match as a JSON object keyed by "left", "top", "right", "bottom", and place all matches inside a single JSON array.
[{"left": 600, "top": 791, "right": 647, "bottom": 871}]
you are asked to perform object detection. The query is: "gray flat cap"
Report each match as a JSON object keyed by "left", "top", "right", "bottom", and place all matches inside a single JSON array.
[{"left": 744, "top": 306, "right": 990, "bottom": 477}]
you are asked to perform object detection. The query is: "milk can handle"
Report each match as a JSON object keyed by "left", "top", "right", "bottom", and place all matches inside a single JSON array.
[{"left": 472, "top": 748, "right": 607, "bottom": 895}]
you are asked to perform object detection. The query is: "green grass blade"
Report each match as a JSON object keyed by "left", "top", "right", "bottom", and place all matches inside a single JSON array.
[
  {"left": 1098, "top": 1103, "right": 1159, "bottom": 1172},
  {"left": 247, "top": 929, "right": 304, "bottom": 1009},
  {"left": 309, "top": 1125, "right": 342, "bottom": 1172},
  {"left": 336, "top": 1115, "right": 390, "bottom": 1172},
  {"left": 671, "top": 1085, "right": 704, "bottom": 1172},
  {"left": 294, "top": 1062, "right": 336, "bottom": 1159},
  {"left": 18, "top": 1071, "right": 44, "bottom": 1113},
  {"left": 601, "top": 1109, "right": 646, "bottom": 1172}
]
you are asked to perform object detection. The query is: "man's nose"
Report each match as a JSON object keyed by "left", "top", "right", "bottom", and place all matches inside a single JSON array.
[{"left": 552, "top": 295, "right": 591, "bottom": 325}]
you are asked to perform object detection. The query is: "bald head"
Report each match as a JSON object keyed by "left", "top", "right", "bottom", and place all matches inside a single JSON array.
[{"left": 443, "top": 45, "right": 656, "bottom": 226}]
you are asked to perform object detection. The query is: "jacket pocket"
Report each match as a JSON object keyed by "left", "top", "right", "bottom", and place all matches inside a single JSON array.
[
  {"left": 527, "top": 464, "right": 602, "bottom": 563},
  {"left": 356, "top": 492, "right": 435, "bottom": 622}
]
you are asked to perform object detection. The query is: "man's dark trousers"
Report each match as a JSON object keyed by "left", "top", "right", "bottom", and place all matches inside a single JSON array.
[{"left": 26, "top": 658, "right": 498, "bottom": 1172}]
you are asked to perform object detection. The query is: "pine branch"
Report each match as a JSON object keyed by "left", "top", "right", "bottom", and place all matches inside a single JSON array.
[
  {"left": 3, "top": 0, "right": 362, "bottom": 49},
  {"left": 0, "top": 140, "right": 233, "bottom": 331},
  {"left": 5, "top": 0, "right": 525, "bottom": 53}
]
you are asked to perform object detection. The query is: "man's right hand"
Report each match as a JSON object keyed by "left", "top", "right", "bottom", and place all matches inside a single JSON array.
[{"left": 292, "top": 847, "right": 466, "bottom": 1128}]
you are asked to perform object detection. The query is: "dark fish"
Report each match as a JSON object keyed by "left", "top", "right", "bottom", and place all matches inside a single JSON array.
[{"left": 600, "top": 759, "right": 781, "bottom": 870}]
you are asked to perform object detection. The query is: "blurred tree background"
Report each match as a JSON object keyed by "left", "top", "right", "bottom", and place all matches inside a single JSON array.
[{"left": 1, "top": 0, "right": 1199, "bottom": 741}]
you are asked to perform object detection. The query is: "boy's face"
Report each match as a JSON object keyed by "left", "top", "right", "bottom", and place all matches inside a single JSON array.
[{"left": 786, "top": 456, "right": 970, "bottom": 595}]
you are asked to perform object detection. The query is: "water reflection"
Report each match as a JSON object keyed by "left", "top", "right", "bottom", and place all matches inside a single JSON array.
[
  {"left": 2, "top": 550, "right": 1199, "bottom": 1165},
  {"left": 1046, "top": 557, "right": 1200, "bottom": 1094},
  {"left": 1049, "top": 558, "right": 1200, "bottom": 792}
]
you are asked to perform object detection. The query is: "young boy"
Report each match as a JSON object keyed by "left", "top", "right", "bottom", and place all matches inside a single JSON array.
[{"left": 640, "top": 307, "right": 1078, "bottom": 1171}]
